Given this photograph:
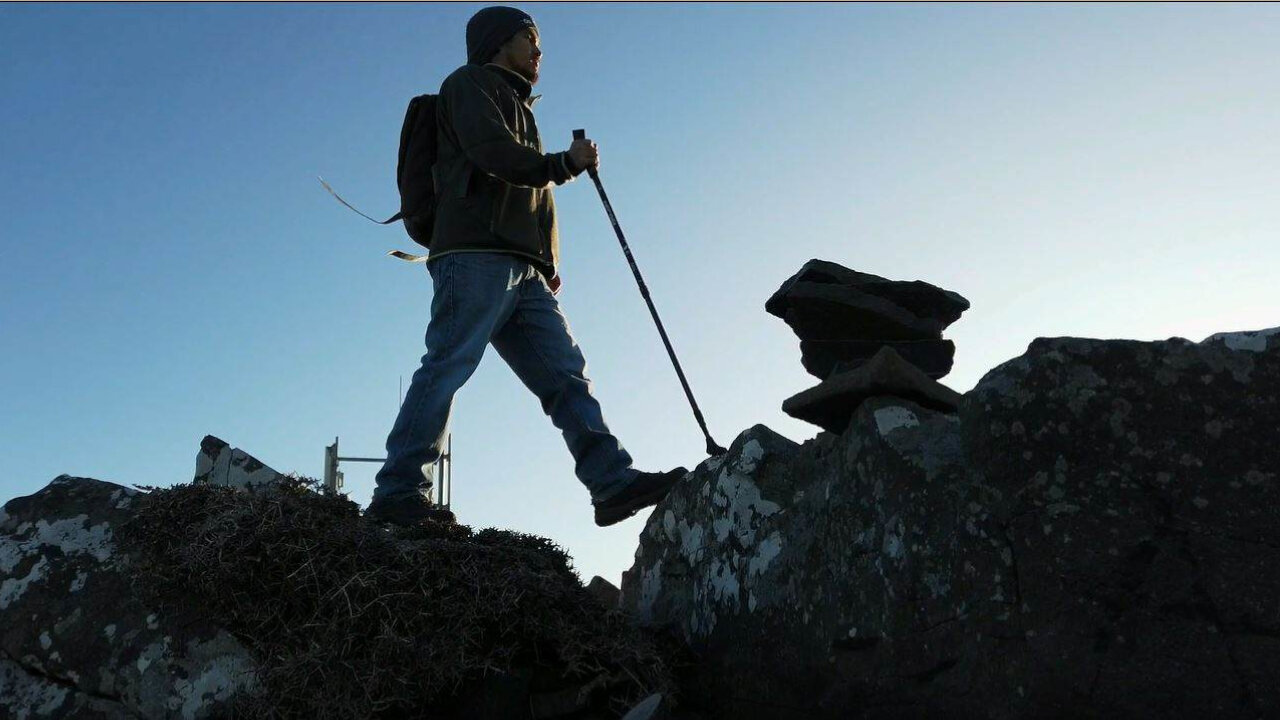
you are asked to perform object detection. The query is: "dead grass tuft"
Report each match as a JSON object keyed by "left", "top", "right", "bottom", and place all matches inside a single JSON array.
[{"left": 120, "top": 477, "right": 679, "bottom": 718}]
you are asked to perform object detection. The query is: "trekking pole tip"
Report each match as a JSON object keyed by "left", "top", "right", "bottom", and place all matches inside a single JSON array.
[{"left": 706, "top": 438, "right": 728, "bottom": 457}]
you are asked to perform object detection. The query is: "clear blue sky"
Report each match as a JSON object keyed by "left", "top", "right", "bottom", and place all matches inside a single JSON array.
[{"left": 3, "top": 3, "right": 1277, "bottom": 585}]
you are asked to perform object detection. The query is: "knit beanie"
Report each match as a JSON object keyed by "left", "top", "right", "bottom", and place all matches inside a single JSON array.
[{"left": 466, "top": 6, "right": 537, "bottom": 65}]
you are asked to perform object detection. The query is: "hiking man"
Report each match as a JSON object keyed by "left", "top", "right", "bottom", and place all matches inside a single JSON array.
[{"left": 367, "top": 6, "right": 686, "bottom": 528}]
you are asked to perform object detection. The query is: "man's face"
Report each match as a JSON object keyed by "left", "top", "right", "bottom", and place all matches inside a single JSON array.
[{"left": 496, "top": 28, "right": 541, "bottom": 84}]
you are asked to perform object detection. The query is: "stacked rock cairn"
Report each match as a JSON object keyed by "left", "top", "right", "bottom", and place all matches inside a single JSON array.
[{"left": 768, "top": 259, "right": 970, "bottom": 433}]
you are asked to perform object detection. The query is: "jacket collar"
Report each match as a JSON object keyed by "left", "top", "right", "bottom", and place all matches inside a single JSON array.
[{"left": 483, "top": 63, "right": 540, "bottom": 106}]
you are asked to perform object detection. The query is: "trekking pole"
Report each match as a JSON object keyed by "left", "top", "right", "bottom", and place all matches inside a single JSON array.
[{"left": 573, "top": 129, "right": 727, "bottom": 457}]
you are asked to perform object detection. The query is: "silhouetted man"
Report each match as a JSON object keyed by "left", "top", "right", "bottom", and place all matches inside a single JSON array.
[{"left": 368, "top": 6, "right": 685, "bottom": 528}]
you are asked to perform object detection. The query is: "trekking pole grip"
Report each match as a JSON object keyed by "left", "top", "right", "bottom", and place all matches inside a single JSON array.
[{"left": 571, "top": 128, "right": 599, "bottom": 180}]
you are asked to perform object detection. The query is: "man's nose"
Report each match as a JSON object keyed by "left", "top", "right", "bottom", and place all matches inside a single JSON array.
[{"left": 532, "top": 46, "right": 542, "bottom": 58}]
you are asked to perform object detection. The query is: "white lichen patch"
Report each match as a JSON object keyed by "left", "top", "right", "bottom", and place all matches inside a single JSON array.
[
  {"left": 923, "top": 572, "right": 951, "bottom": 599},
  {"left": 748, "top": 533, "right": 782, "bottom": 577},
  {"left": 109, "top": 488, "right": 137, "bottom": 510},
  {"left": 882, "top": 517, "right": 905, "bottom": 560},
  {"left": 734, "top": 439, "right": 766, "bottom": 475},
  {"left": 874, "top": 406, "right": 919, "bottom": 437},
  {"left": 1205, "top": 420, "right": 1225, "bottom": 439},
  {"left": 637, "top": 560, "right": 663, "bottom": 619},
  {"left": 69, "top": 572, "right": 88, "bottom": 593},
  {"left": 677, "top": 521, "right": 705, "bottom": 560},
  {"left": 173, "top": 653, "right": 257, "bottom": 719},
  {"left": 53, "top": 609, "right": 82, "bottom": 637},
  {"left": 1244, "top": 470, "right": 1272, "bottom": 486},
  {"left": 0, "top": 538, "right": 24, "bottom": 575},
  {"left": 103, "top": 625, "right": 117, "bottom": 641},
  {"left": 1063, "top": 365, "right": 1107, "bottom": 415},
  {"left": 1204, "top": 327, "right": 1280, "bottom": 353},
  {"left": 3, "top": 516, "right": 116, "bottom": 577},
  {"left": 135, "top": 640, "right": 168, "bottom": 675},
  {"left": 711, "top": 465, "right": 781, "bottom": 548},
  {"left": 156, "top": 635, "right": 259, "bottom": 719},
  {"left": 707, "top": 559, "right": 741, "bottom": 604},
  {"left": 0, "top": 557, "right": 49, "bottom": 610}
]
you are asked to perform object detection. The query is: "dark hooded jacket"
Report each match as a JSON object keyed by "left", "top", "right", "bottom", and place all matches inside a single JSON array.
[{"left": 429, "top": 63, "right": 579, "bottom": 276}]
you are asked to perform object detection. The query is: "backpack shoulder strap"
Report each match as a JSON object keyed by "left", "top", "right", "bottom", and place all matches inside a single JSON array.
[{"left": 318, "top": 177, "right": 401, "bottom": 225}]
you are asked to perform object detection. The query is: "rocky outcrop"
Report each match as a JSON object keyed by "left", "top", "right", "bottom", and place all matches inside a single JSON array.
[
  {"left": 622, "top": 327, "right": 1280, "bottom": 719},
  {"left": 0, "top": 477, "right": 257, "bottom": 719}
]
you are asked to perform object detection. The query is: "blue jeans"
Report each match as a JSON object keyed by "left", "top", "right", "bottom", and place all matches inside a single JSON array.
[{"left": 374, "top": 252, "right": 636, "bottom": 503}]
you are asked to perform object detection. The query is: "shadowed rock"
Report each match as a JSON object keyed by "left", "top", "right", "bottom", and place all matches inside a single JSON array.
[
  {"left": 783, "top": 346, "right": 962, "bottom": 432},
  {"left": 0, "top": 477, "right": 258, "bottom": 719},
  {"left": 767, "top": 259, "right": 970, "bottom": 328},
  {"left": 623, "top": 326, "right": 1280, "bottom": 720},
  {"left": 778, "top": 282, "right": 945, "bottom": 342},
  {"left": 587, "top": 575, "right": 622, "bottom": 610},
  {"left": 800, "top": 338, "right": 956, "bottom": 380}
]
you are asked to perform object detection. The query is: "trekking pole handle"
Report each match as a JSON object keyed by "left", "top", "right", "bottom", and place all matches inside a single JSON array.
[{"left": 571, "top": 129, "right": 599, "bottom": 180}]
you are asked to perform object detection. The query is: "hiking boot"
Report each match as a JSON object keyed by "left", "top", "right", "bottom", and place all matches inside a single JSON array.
[
  {"left": 365, "top": 493, "right": 438, "bottom": 528},
  {"left": 593, "top": 467, "right": 688, "bottom": 527}
]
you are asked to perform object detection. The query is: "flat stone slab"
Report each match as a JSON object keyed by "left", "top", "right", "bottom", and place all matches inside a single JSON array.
[
  {"left": 780, "top": 282, "right": 945, "bottom": 342},
  {"left": 194, "top": 435, "right": 284, "bottom": 490},
  {"left": 767, "top": 259, "right": 970, "bottom": 328},
  {"left": 801, "top": 338, "right": 955, "bottom": 380},
  {"left": 783, "top": 346, "right": 961, "bottom": 432}
]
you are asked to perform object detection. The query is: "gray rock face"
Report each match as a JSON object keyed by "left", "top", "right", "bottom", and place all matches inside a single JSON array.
[
  {"left": 0, "top": 477, "right": 257, "bottom": 719},
  {"left": 783, "top": 346, "right": 962, "bottom": 432},
  {"left": 622, "top": 327, "right": 1280, "bottom": 719},
  {"left": 193, "top": 435, "right": 283, "bottom": 490}
]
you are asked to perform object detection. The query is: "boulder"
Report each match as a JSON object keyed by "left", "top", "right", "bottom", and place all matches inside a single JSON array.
[
  {"left": 800, "top": 338, "right": 956, "bottom": 380},
  {"left": 778, "top": 282, "right": 945, "bottom": 342},
  {"left": 622, "top": 327, "right": 1280, "bottom": 719},
  {"left": 193, "top": 435, "right": 284, "bottom": 489},
  {"left": 0, "top": 476, "right": 258, "bottom": 720},
  {"left": 782, "top": 346, "right": 962, "bottom": 432},
  {"left": 587, "top": 575, "right": 622, "bottom": 610},
  {"left": 766, "top": 259, "right": 970, "bottom": 328}
]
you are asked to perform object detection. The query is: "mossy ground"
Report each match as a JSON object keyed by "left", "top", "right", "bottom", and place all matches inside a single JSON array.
[{"left": 121, "top": 477, "right": 681, "bottom": 719}]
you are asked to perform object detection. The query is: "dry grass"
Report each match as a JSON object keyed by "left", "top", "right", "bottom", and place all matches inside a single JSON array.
[{"left": 120, "top": 477, "right": 679, "bottom": 719}]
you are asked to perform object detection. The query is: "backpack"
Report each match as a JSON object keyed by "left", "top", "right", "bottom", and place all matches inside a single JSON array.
[
  {"left": 394, "top": 94, "right": 439, "bottom": 249},
  {"left": 319, "top": 93, "right": 438, "bottom": 261}
]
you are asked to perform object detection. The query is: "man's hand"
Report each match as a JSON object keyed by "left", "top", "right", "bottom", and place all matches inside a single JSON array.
[
  {"left": 548, "top": 273, "right": 563, "bottom": 296},
  {"left": 568, "top": 137, "right": 599, "bottom": 174}
]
